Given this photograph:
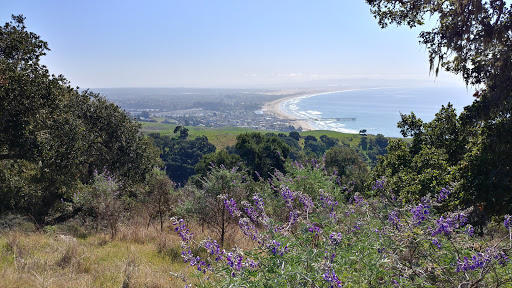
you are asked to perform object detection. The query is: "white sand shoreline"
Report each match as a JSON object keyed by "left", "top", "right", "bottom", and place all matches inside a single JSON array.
[{"left": 261, "top": 88, "right": 351, "bottom": 131}]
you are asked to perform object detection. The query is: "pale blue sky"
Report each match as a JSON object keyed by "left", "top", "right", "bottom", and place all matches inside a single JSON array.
[{"left": 1, "top": 0, "right": 466, "bottom": 88}]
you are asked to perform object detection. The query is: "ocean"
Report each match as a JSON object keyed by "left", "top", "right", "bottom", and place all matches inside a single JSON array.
[{"left": 279, "top": 86, "right": 475, "bottom": 138}]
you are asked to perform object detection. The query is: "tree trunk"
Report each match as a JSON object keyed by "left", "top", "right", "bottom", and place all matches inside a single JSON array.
[{"left": 220, "top": 205, "right": 225, "bottom": 247}]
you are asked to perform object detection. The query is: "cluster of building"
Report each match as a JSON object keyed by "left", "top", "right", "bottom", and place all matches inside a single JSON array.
[{"left": 134, "top": 107, "right": 300, "bottom": 132}]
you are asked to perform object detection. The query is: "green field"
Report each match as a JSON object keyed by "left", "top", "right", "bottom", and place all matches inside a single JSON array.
[{"left": 140, "top": 122, "right": 371, "bottom": 150}]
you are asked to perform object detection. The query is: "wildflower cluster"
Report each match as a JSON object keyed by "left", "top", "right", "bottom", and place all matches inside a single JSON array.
[
  {"left": 171, "top": 175, "right": 512, "bottom": 287},
  {"left": 456, "top": 249, "right": 509, "bottom": 272},
  {"left": 410, "top": 203, "right": 430, "bottom": 226},
  {"left": 172, "top": 217, "right": 258, "bottom": 276},
  {"left": 431, "top": 210, "right": 470, "bottom": 237}
]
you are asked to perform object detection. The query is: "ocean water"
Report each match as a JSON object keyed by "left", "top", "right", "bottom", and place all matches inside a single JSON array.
[{"left": 279, "top": 86, "right": 474, "bottom": 138}]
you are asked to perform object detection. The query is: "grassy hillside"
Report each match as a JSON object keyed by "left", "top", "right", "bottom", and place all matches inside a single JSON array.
[{"left": 140, "top": 122, "right": 373, "bottom": 150}]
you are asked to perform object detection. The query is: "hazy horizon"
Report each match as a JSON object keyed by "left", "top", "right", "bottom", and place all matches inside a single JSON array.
[{"left": 3, "top": 1, "right": 467, "bottom": 89}]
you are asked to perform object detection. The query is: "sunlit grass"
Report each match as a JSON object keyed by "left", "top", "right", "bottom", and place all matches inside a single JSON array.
[
  {"left": 0, "top": 216, "right": 260, "bottom": 288},
  {"left": 0, "top": 222, "right": 193, "bottom": 287}
]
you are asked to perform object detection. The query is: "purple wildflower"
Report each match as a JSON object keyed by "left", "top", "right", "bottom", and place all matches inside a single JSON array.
[
  {"left": 432, "top": 238, "right": 442, "bottom": 248},
  {"left": 410, "top": 203, "right": 430, "bottom": 226},
  {"left": 372, "top": 177, "right": 386, "bottom": 190},
  {"left": 329, "top": 232, "right": 343, "bottom": 246},
  {"left": 505, "top": 215, "right": 512, "bottom": 230},
  {"left": 173, "top": 219, "right": 194, "bottom": 242},
  {"left": 203, "top": 239, "right": 224, "bottom": 262},
  {"left": 436, "top": 187, "right": 451, "bottom": 203},
  {"left": 281, "top": 186, "right": 296, "bottom": 209},
  {"left": 288, "top": 210, "right": 299, "bottom": 226},
  {"left": 268, "top": 240, "right": 288, "bottom": 256},
  {"left": 224, "top": 198, "right": 240, "bottom": 217},
  {"left": 298, "top": 193, "right": 314, "bottom": 212},
  {"left": 238, "top": 218, "right": 262, "bottom": 243},
  {"left": 308, "top": 224, "right": 322, "bottom": 236},
  {"left": 388, "top": 210, "right": 401, "bottom": 230},
  {"left": 252, "top": 193, "right": 265, "bottom": 211},
  {"left": 431, "top": 211, "right": 469, "bottom": 237},
  {"left": 323, "top": 270, "right": 342, "bottom": 287},
  {"left": 353, "top": 194, "right": 367, "bottom": 206}
]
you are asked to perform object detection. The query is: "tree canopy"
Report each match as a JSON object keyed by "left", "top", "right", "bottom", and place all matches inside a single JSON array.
[
  {"left": 0, "top": 15, "right": 161, "bottom": 221},
  {"left": 366, "top": 1, "right": 512, "bottom": 218},
  {"left": 367, "top": 0, "right": 512, "bottom": 117}
]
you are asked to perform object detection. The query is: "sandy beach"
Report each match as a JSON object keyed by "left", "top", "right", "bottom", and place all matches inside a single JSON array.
[{"left": 261, "top": 89, "right": 337, "bottom": 131}]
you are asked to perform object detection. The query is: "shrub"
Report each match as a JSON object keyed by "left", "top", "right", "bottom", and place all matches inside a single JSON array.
[
  {"left": 170, "top": 176, "right": 512, "bottom": 287},
  {"left": 73, "top": 169, "right": 123, "bottom": 238}
]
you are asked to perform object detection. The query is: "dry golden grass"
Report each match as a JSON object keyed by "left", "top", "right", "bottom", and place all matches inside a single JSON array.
[{"left": 0, "top": 217, "right": 258, "bottom": 288}]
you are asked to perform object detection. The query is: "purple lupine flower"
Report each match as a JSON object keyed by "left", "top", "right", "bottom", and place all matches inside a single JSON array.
[
  {"left": 456, "top": 253, "right": 493, "bottom": 272},
  {"left": 432, "top": 238, "right": 442, "bottom": 248},
  {"left": 252, "top": 193, "right": 265, "bottom": 211},
  {"left": 243, "top": 202, "right": 260, "bottom": 223},
  {"left": 323, "top": 270, "right": 342, "bottom": 287},
  {"left": 410, "top": 203, "right": 430, "bottom": 226},
  {"left": 436, "top": 187, "right": 451, "bottom": 202},
  {"left": 465, "top": 225, "right": 475, "bottom": 236},
  {"left": 268, "top": 240, "right": 288, "bottom": 256},
  {"left": 224, "top": 198, "right": 240, "bottom": 217},
  {"left": 372, "top": 177, "right": 386, "bottom": 190},
  {"left": 329, "top": 232, "right": 343, "bottom": 246},
  {"left": 247, "top": 259, "right": 258, "bottom": 268},
  {"left": 505, "top": 215, "right": 512, "bottom": 229},
  {"left": 353, "top": 194, "right": 367, "bottom": 206},
  {"left": 203, "top": 239, "right": 224, "bottom": 262},
  {"left": 319, "top": 192, "right": 338, "bottom": 209},
  {"left": 308, "top": 224, "right": 322, "bottom": 236},
  {"left": 298, "top": 193, "right": 314, "bottom": 212},
  {"left": 238, "top": 217, "right": 262, "bottom": 243},
  {"left": 431, "top": 210, "right": 469, "bottom": 237},
  {"left": 173, "top": 219, "right": 194, "bottom": 242},
  {"left": 388, "top": 210, "right": 401, "bottom": 231},
  {"left": 281, "top": 186, "right": 296, "bottom": 209},
  {"left": 288, "top": 210, "right": 299, "bottom": 226}
]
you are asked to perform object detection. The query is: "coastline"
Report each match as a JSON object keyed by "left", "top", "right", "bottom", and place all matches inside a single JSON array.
[
  {"left": 262, "top": 93, "right": 314, "bottom": 131},
  {"left": 261, "top": 88, "right": 348, "bottom": 132}
]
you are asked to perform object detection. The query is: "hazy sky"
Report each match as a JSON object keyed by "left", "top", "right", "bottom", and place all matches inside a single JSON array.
[{"left": 2, "top": 0, "right": 467, "bottom": 88}]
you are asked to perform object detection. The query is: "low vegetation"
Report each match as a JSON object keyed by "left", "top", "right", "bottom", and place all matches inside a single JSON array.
[{"left": 3, "top": 0, "right": 512, "bottom": 286}]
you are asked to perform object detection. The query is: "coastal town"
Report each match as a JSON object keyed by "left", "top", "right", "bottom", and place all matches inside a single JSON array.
[{"left": 98, "top": 88, "right": 327, "bottom": 132}]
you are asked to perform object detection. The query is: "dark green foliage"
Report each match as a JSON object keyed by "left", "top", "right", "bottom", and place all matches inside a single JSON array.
[
  {"left": 0, "top": 16, "right": 161, "bottom": 221},
  {"left": 148, "top": 133, "right": 216, "bottom": 185},
  {"left": 359, "top": 137, "right": 368, "bottom": 151},
  {"left": 194, "top": 150, "right": 243, "bottom": 179},
  {"left": 325, "top": 146, "right": 368, "bottom": 190},
  {"left": 362, "top": 134, "right": 389, "bottom": 165},
  {"left": 304, "top": 135, "right": 317, "bottom": 142},
  {"left": 320, "top": 135, "right": 339, "bottom": 150},
  {"left": 373, "top": 106, "right": 460, "bottom": 202},
  {"left": 235, "top": 132, "right": 290, "bottom": 180},
  {"left": 462, "top": 117, "right": 512, "bottom": 217},
  {"left": 366, "top": 1, "right": 512, "bottom": 218},
  {"left": 304, "top": 138, "right": 325, "bottom": 156},
  {"left": 303, "top": 134, "right": 343, "bottom": 157},
  {"left": 173, "top": 125, "right": 189, "bottom": 139},
  {"left": 288, "top": 131, "right": 300, "bottom": 141},
  {"left": 144, "top": 169, "right": 174, "bottom": 232}
]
